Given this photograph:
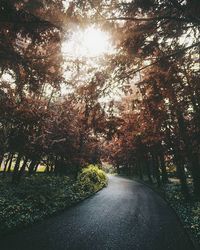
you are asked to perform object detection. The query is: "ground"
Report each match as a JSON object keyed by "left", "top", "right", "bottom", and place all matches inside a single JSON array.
[{"left": 0, "top": 176, "right": 194, "bottom": 250}]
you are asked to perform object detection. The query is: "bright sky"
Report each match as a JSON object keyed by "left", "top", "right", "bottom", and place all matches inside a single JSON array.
[
  {"left": 60, "top": 25, "right": 118, "bottom": 100},
  {"left": 1, "top": 23, "right": 120, "bottom": 102},
  {"left": 61, "top": 25, "right": 114, "bottom": 59},
  {"left": 1, "top": 73, "right": 14, "bottom": 83}
]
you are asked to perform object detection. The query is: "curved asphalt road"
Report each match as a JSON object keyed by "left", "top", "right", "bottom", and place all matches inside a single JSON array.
[{"left": 1, "top": 176, "right": 194, "bottom": 250}]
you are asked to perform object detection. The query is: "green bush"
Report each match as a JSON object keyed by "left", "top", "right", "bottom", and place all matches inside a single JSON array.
[
  {"left": 77, "top": 165, "right": 108, "bottom": 193},
  {"left": 0, "top": 167, "right": 108, "bottom": 235}
]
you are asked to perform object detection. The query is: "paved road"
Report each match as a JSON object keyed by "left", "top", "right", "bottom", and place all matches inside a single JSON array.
[{"left": 1, "top": 176, "right": 194, "bottom": 250}]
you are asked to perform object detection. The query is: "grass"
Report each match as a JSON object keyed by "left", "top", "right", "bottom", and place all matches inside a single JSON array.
[{"left": 0, "top": 165, "right": 108, "bottom": 235}]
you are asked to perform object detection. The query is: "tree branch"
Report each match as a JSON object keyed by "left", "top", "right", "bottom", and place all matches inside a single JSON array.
[
  {"left": 107, "top": 16, "right": 199, "bottom": 24},
  {"left": 119, "top": 42, "right": 200, "bottom": 80}
]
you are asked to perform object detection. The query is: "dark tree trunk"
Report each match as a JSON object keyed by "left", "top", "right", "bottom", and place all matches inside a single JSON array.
[
  {"left": 12, "top": 153, "right": 22, "bottom": 183},
  {"left": 116, "top": 165, "right": 120, "bottom": 174},
  {"left": 45, "top": 165, "right": 50, "bottom": 173},
  {"left": 3, "top": 154, "right": 11, "bottom": 175},
  {"left": 178, "top": 164, "right": 190, "bottom": 200},
  {"left": 16, "top": 157, "right": 29, "bottom": 182},
  {"left": 159, "top": 153, "right": 169, "bottom": 183},
  {"left": 19, "top": 157, "right": 28, "bottom": 174},
  {"left": 54, "top": 156, "right": 64, "bottom": 175},
  {"left": 137, "top": 158, "right": 143, "bottom": 180},
  {"left": 189, "top": 153, "right": 200, "bottom": 197},
  {"left": 0, "top": 154, "right": 4, "bottom": 169},
  {"left": 152, "top": 153, "right": 161, "bottom": 187},
  {"left": 28, "top": 159, "right": 37, "bottom": 175},
  {"left": 45, "top": 163, "right": 54, "bottom": 173},
  {"left": 33, "top": 162, "right": 39, "bottom": 173},
  {"left": 176, "top": 109, "right": 200, "bottom": 197},
  {"left": 7, "top": 154, "right": 14, "bottom": 172},
  {"left": 173, "top": 153, "right": 190, "bottom": 200},
  {"left": 165, "top": 119, "right": 191, "bottom": 198},
  {"left": 145, "top": 160, "right": 153, "bottom": 184},
  {"left": 3, "top": 155, "right": 10, "bottom": 175}
]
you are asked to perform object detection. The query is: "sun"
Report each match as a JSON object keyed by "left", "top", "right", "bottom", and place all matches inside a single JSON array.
[{"left": 61, "top": 26, "right": 114, "bottom": 58}]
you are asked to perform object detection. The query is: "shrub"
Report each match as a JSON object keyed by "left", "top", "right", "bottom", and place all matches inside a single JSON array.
[
  {"left": 0, "top": 168, "right": 108, "bottom": 235},
  {"left": 77, "top": 165, "right": 108, "bottom": 193}
]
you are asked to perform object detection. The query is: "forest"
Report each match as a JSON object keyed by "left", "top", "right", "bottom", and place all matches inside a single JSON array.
[{"left": 0, "top": 0, "right": 200, "bottom": 248}]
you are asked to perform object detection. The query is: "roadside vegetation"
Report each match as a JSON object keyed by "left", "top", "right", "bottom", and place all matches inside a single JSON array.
[
  {"left": 0, "top": 0, "right": 199, "bottom": 243},
  {"left": 0, "top": 165, "right": 107, "bottom": 235},
  {"left": 131, "top": 174, "right": 200, "bottom": 246},
  {"left": 164, "top": 182, "right": 200, "bottom": 245}
]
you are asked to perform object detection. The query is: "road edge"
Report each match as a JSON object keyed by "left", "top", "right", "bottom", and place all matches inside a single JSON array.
[
  {"left": 131, "top": 177, "right": 200, "bottom": 250},
  {"left": 0, "top": 182, "right": 108, "bottom": 239}
]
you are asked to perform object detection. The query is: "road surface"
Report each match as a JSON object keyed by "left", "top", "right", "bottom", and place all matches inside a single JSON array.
[{"left": 1, "top": 176, "right": 194, "bottom": 250}]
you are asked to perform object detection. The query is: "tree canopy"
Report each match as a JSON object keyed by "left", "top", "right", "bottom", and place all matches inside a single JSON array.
[{"left": 0, "top": 0, "right": 200, "bottom": 199}]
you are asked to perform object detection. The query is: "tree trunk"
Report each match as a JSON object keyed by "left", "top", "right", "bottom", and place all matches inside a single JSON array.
[
  {"left": 189, "top": 153, "right": 200, "bottom": 197},
  {"left": 178, "top": 164, "right": 190, "bottom": 200},
  {"left": 33, "top": 162, "right": 39, "bottom": 173},
  {"left": 19, "top": 157, "right": 28, "bottom": 175},
  {"left": 165, "top": 119, "right": 191, "bottom": 198},
  {"left": 7, "top": 154, "right": 14, "bottom": 172},
  {"left": 152, "top": 153, "right": 161, "bottom": 187},
  {"left": 0, "top": 154, "right": 4, "bottom": 169},
  {"left": 12, "top": 153, "right": 22, "bottom": 183},
  {"left": 16, "top": 157, "right": 29, "bottom": 182},
  {"left": 3, "top": 155, "right": 10, "bottom": 175},
  {"left": 145, "top": 159, "right": 153, "bottom": 184},
  {"left": 176, "top": 110, "right": 200, "bottom": 197},
  {"left": 3, "top": 154, "right": 11, "bottom": 172},
  {"left": 137, "top": 158, "right": 143, "bottom": 180},
  {"left": 28, "top": 159, "right": 37, "bottom": 175},
  {"left": 173, "top": 153, "right": 190, "bottom": 199},
  {"left": 159, "top": 153, "right": 169, "bottom": 183}
]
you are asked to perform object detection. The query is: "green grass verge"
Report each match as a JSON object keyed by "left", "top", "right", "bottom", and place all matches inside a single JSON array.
[{"left": 0, "top": 165, "right": 108, "bottom": 235}]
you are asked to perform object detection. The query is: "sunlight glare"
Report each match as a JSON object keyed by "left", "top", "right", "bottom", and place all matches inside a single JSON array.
[{"left": 61, "top": 26, "right": 114, "bottom": 58}]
